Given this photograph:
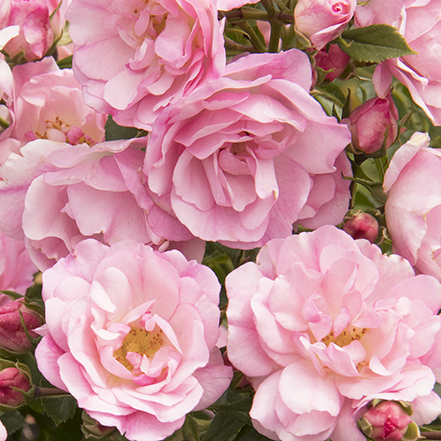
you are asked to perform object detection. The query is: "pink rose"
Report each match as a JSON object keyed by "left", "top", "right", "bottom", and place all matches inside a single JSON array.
[
  {"left": 226, "top": 225, "right": 441, "bottom": 441},
  {"left": 144, "top": 50, "right": 352, "bottom": 249},
  {"left": 295, "top": 0, "right": 357, "bottom": 49},
  {"left": 36, "top": 239, "right": 233, "bottom": 441},
  {"left": 0, "top": 0, "right": 68, "bottom": 61},
  {"left": 67, "top": 0, "right": 225, "bottom": 130},
  {"left": 217, "top": 0, "right": 259, "bottom": 10},
  {"left": 384, "top": 132, "right": 441, "bottom": 280},
  {"left": 0, "top": 138, "right": 199, "bottom": 271},
  {"left": 0, "top": 57, "right": 106, "bottom": 165},
  {"left": 0, "top": 421, "right": 6, "bottom": 441},
  {"left": 342, "top": 93, "right": 399, "bottom": 155},
  {"left": 0, "top": 230, "right": 37, "bottom": 295},
  {"left": 355, "top": 0, "right": 441, "bottom": 125}
]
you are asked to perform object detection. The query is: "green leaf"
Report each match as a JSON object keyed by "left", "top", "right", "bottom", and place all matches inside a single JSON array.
[
  {"left": 314, "top": 83, "right": 347, "bottom": 108},
  {"left": 0, "top": 411, "right": 26, "bottom": 435},
  {"left": 337, "top": 24, "right": 416, "bottom": 63},
  {"left": 41, "top": 395, "right": 78, "bottom": 426},
  {"left": 232, "top": 424, "right": 273, "bottom": 441},
  {"left": 57, "top": 54, "right": 73, "bottom": 69},
  {"left": 105, "top": 116, "right": 147, "bottom": 141},
  {"left": 183, "top": 414, "right": 200, "bottom": 441},
  {"left": 203, "top": 412, "right": 246, "bottom": 441}
]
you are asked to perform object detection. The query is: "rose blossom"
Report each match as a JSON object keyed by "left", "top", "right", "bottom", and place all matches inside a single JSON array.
[
  {"left": 226, "top": 225, "right": 441, "bottom": 441},
  {"left": 35, "top": 239, "right": 233, "bottom": 441},
  {"left": 0, "top": 0, "right": 68, "bottom": 62},
  {"left": 383, "top": 132, "right": 441, "bottom": 280},
  {"left": 144, "top": 49, "right": 352, "bottom": 249},
  {"left": 0, "top": 56, "right": 106, "bottom": 165},
  {"left": 217, "top": 0, "right": 259, "bottom": 10},
  {"left": 0, "top": 138, "right": 201, "bottom": 271},
  {"left": 355, "top": 0, "right": 441, "bottom": 125},
  {"left": 67, "top": 0, "right": 225, "bottom": 130},
  {"left": 0, "top": 230, "right": 37, "bottom": 295},
  {"left": 294, "top": 0, "right": 357, "bottom": 49}
]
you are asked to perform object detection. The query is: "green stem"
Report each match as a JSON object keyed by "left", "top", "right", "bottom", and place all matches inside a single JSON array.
[
  {"left": 268, "top": 19, "right": 282, "bottom": 52},
  {"left": 224, "top": 37, "right": 256, "bottom": 54},
  {"left": 237, "top": 21, "right": 267, "bottom": 52},
  {"left": 261, "top": 0, "right": 276, "bottom": 16},
  {"left": 221, "top": 8, "right": 294, "bottom": 23},
  {"left": 33, "top": 387, "right": 72, "bottom": 398},
  {"left": 420, "top": 432, "right": 441, "bottom": 440}
]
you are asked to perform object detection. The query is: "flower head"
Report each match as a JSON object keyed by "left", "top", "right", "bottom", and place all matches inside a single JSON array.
[{"left": 226, "top": 225, "right": 441, "bottom": 441}]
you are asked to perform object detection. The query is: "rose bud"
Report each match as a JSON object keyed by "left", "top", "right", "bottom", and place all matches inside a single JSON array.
[
  {"left": 343, "top": 211, "right": 379, "bottom": 243},
  {"left": 294, "top": 0, "right": 357, "bottom": 49},
  {"left": 81, "top": 411, "right": 117, "bottom": 440},
  {"left": 0, "top": 362, "right": 33, "bottom": 410},
  {"left": 342, "top": 93, "right": 399, "bottom": 155},
  {"left": 358, "top": 401, "right": 420, "bottom": 441},
  {"left": 0, "top": 299, "right": 44, "bottom": 353},
  {"left": 315, "top": 44, "right": 351, "bottom": 81}
]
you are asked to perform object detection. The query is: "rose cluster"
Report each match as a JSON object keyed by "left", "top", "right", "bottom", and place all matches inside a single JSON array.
[{"left": 0, "top": 0, "right": 441, "bottom": 440}]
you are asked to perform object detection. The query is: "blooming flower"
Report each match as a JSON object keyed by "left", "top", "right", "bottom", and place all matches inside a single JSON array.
[
  {"left": 0, "top": 56, "right": 106, "bottom": 165},
  {"left": 36, "top": 239, "right": 233, "bottom": 441},
  {"left": 226, "top": 225, "right": 441, "bottom": 441},
  {"left": 384, "top": 132, "right": 441, "bottom": 280},
  {"left": 294, "top": 0, "right": 357, "bottom": 49},
  {"left": 67, "top": 0, "right": 226, "bottom": 130},
  {"left": 355, "top": 0, "right": 441, "bottom": 125},
  {"left": 144, "top": 49, "right": 352, "bottom": 248},
  {"left": 0, "top": 138, "right": 201, "bottom": 271}
]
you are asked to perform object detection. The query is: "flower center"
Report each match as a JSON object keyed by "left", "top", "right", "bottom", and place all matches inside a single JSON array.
[
  {"left": 322, "top": 326, "right": 367, "bottom": 347},
  {"left": 113, "top": 325, "right": 165, "bottom": 372},
  {"left": 32, "top": 116, "right": 95, "bottom": 146}
]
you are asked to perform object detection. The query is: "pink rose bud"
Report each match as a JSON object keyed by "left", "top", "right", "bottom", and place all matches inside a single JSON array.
[
  {"left": 0, "top": 366, "right": 31, "bottom": 409},
  {"left": 343, "top": 93, "right": 399, "bottom": 155},
  {"left": 359, "top": 401, "right": 418, "bottom": 441},
  {"left": 315, "top": 44, "right": 351, "bottom": 81},
  {"left": 0, "top": 299, "right": 44, "bottom": 353},
  {"left": 294, "top": 0, "right": 357, "bottom": 49},
  {"left": 343, "top": 211, "right": 379, "bottom": 243}
]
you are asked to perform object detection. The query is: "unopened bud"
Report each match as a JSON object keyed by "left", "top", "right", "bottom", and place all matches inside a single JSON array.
[
  {"left": 342, "top": 93, "right": 399, "bottom": 155},
  {"left": 344, "top": 212, "right": 379, "bottom": 243},
  {"left": 0, "top": 361, "right": 33, "bottom": 410},
  {"left": 0, "top": 299, "right": 44, "bottom": 353},
  {"left": 81, "top": 411, "right": 117, "bottom": 439},
  {"left": 359, "top": 401, "right": 420, "bottom": 441}
]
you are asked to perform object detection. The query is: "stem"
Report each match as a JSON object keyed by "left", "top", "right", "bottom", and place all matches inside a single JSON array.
[
  {"left": 420, "top": 432, "right": 441, "bottom": 440},
  {"left": 224, "top": 37, "right": 256, "bottom": 54},
  {"left": 220, "top": 8, "right": 294, "bottom": 23},
  {"left": 261, "top": 0, "right": 276, "bottom": 16},
  {"left": 237, "top": 21, "right": 267, "bottom": 52},
  {"left": 33, "top": 387, "right": 72, "bottom": 398},
  {"left": 268, "top": 19, "right": 282, "bottom": 52}
]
